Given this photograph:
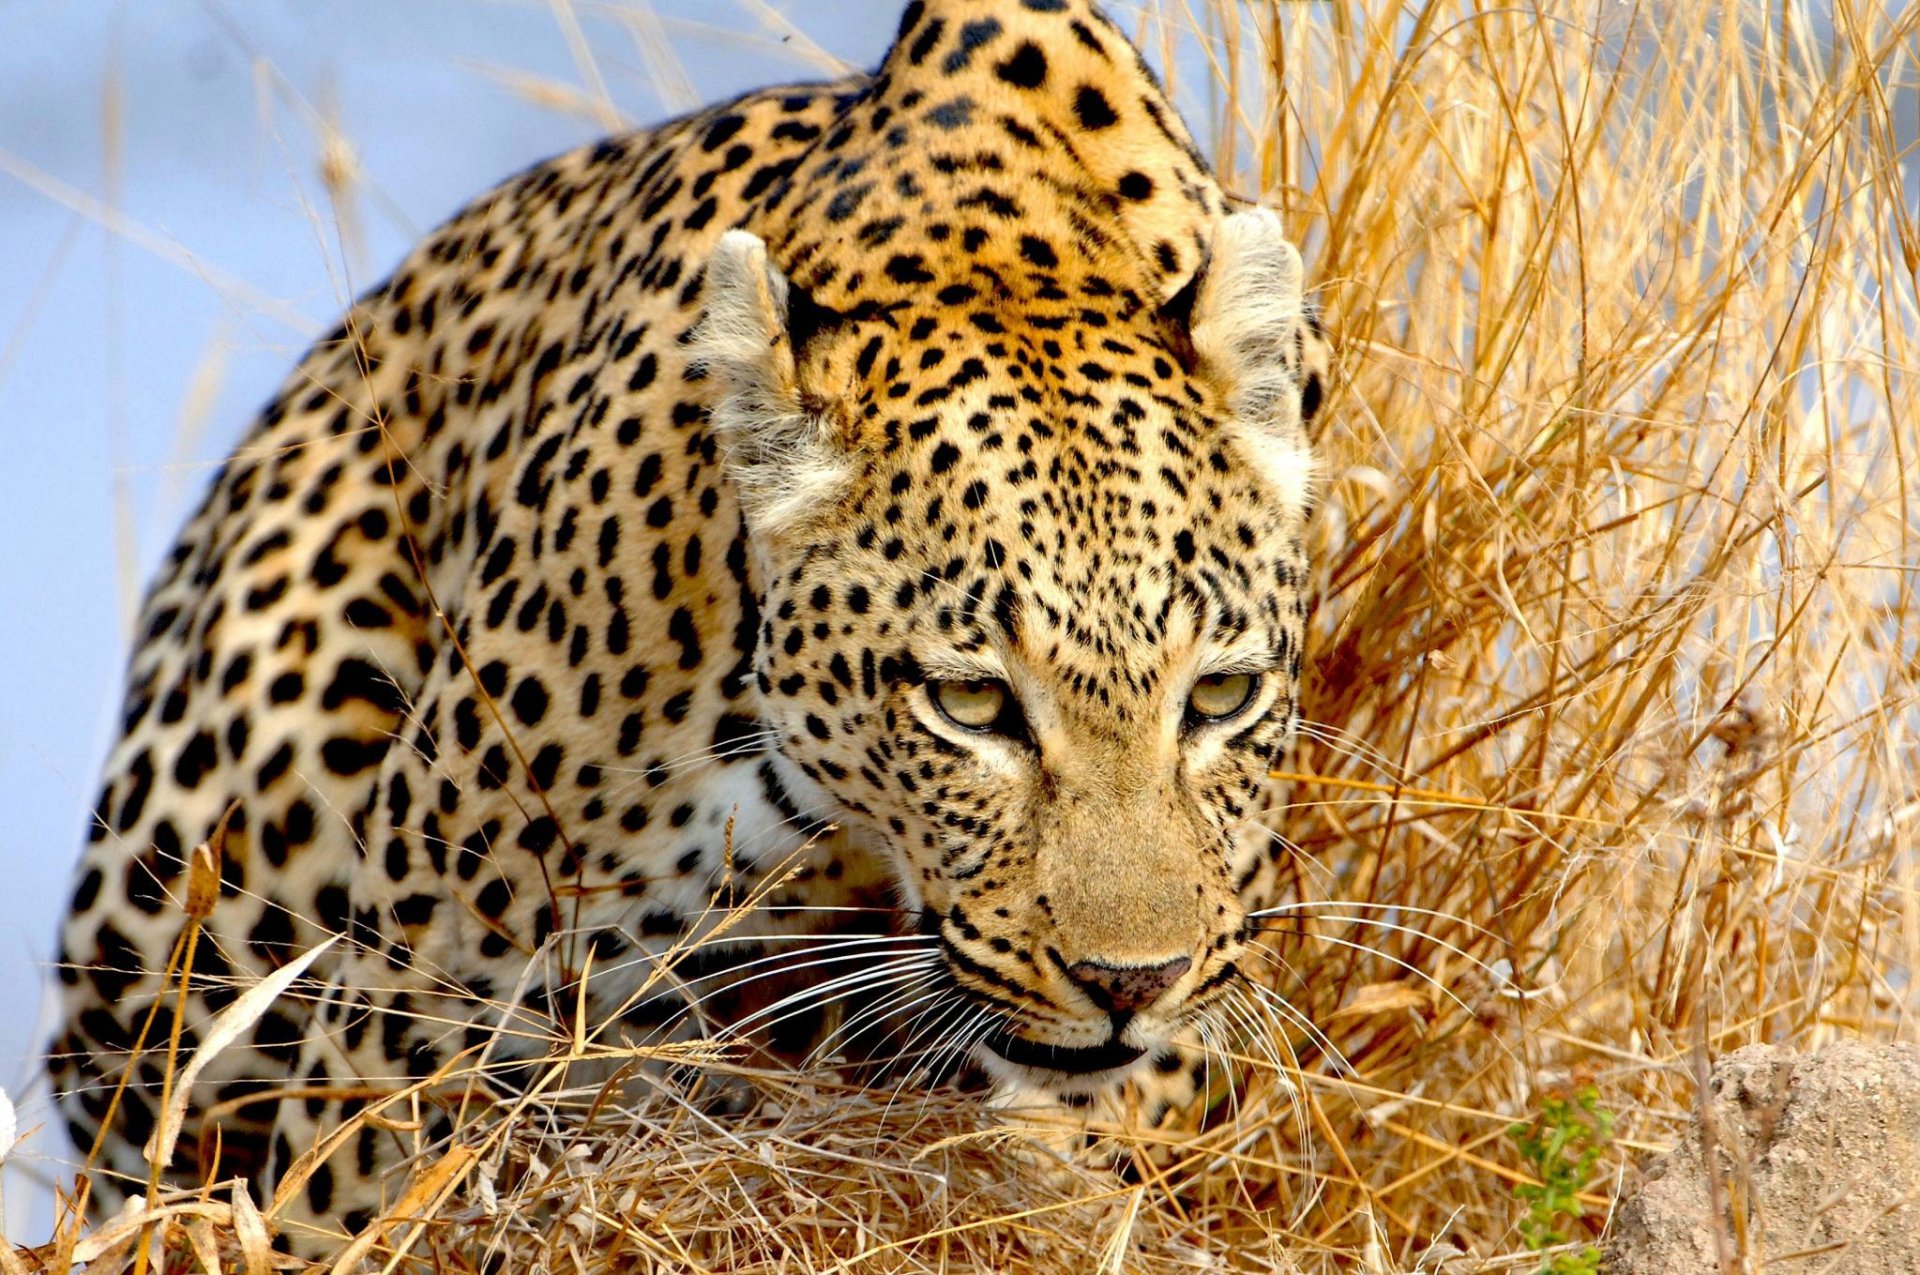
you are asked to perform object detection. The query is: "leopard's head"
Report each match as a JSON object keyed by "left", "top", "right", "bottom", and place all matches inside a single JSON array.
[{"left": 695, "top": 203, "right": 1321, "bottom": 1088}]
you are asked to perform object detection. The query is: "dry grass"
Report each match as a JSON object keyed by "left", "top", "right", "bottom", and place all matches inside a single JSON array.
[{"left": 15, "top": 0, "right": 1920, "bottom": 1270}]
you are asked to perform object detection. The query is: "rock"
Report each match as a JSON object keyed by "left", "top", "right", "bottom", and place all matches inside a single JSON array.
[{"left": 1607, "top": 1038, "right": 1920, "bottom": 1274}]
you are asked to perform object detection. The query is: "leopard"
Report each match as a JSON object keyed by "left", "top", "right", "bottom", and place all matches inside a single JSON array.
[{"left": 47, "top": 0, "right": 1329, "bottom": 1252}]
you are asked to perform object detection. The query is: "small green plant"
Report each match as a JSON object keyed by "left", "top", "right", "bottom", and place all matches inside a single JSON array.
[{"left": 1508, "top": 1086, "right": 1615, "bottom": 1275}]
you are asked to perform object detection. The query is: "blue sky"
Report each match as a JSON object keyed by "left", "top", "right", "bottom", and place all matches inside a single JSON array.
[{"left": 0, "top": 0, "right": 901, "bottom": 1238}]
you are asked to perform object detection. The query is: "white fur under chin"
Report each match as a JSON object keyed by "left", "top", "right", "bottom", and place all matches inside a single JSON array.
[
  {"left": 1190, "top": 209, "right": 1321, "bottom": 522},
  {"left": 694, "top": 230, "right": 850, "bottom": 537}
]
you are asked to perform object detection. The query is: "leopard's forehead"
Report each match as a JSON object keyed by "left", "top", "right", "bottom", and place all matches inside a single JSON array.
[{"left": 794, "top": 333, "right": 1309, "bottom": 709}]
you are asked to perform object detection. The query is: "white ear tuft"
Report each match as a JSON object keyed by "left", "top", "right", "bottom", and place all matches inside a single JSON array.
[
  {"left": 694, "top": 230, "right": 850, "bottom": 536},
  {"left": 1189, "top": 209, "right": 1318, "bottom": 515}
]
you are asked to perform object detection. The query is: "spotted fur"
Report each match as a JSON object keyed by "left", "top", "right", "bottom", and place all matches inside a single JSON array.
[{"left": 49, "top": 0, "right": 1329, "bottom": 1246}]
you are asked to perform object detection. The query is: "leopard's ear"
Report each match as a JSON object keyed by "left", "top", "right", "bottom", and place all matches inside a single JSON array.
[
  {"left": 695, "top": 230, "right": 851, "bottom": 538},
  {"left": 1185, "top": 208, "right": 1319, "bottom": 515}
]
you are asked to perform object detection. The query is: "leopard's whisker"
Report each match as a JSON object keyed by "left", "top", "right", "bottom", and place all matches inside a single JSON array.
[
  {"left": 593, "top": 729, "right": 784, "bottom": 777},
  {"left": 724, "top": 965, "right": 943, "bottom": 1051},
  {"left": 589, "top": 737, "right": 795, "bottom": 807},
  {"left": 802, "top": 975, "right": 950, "bottom": 1069},
  {"left": 715, "top": 955, "right": 944, "bottom": 1042},
  {"left": 1291, "top": 718, "right": 1409, "bottom": 781},
  {"left": 586, "top": 929, "right": 936, "bottom": 997},
  {"left": 667, "top": 945, "right": 939, "bottom": 1030},
  {"left": 586, "top": 937, "right": 929, "bottom": 1044},
  {"left": 1248, "top": 897, "right": 1497, "bottom": 941},
  {"left": 1233, "top": 995, "right": 1333, "bottom": 1229},
  {"left": 1248, "top": 934, "right": 1494, "bottom": 1051},
  {"left": 898, "top": 983, "right": 990, "bottom": 1075},
  {"left": 1252, "top": 911, "right": 1508, "bottom": 982},
  {"left": 1219, "top": 986, "right": 1310, "bottom": 1150},
  {"left": 1227, "top": 982, "right": 1333, "bottom": 1220},
  {"left": 1239, "top": 823, "right": 1338, "bottom": 885},
  {"left": 879, "top": 995, "right": 983, "bottom": 1118},
  {"left": 917, "top": 998, "right": 997, "bottom": 1081},
  {"left": 1234, "top": 967, "right": 1357, "bottom": 1077}
]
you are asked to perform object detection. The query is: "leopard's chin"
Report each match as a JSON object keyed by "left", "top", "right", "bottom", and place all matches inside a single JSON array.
[{"left": 982, "top": 1028, "right": 1147, "bottom": 1078}]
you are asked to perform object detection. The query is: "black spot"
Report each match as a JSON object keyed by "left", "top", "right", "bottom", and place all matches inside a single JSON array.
[
  {"left": 1300, "top": 372, "right": 1323, "bottom": 424},
  {"left": 528, "top": 744, "right": 563, "bottom": 792},
  {"left": 172, "top": 731, "right": 218, "bottom": 789},
  {"left": 1019, "top": 235, "right": 1058, "bottom": 268},
  {"left": 220, "top": 652, "right": 253, "bottom": 693},
  {"left": 321, "top": 735, "right": 390, "bottom": 776},
  {"left": 628, "top": 352, "right": 658, "bottom": 392},
  {"left": 256, "top": 741, "right": 294, "bottom": 788},
  {"left": 510, "top": 677, "right": 549, "bottom": 726},
  {"left": 478, "top": 660, "right": 509, "bottom": 698},
  {"left": 668, "top": 606, "right": 703, "bottom": 670},
  {"left": 117, "top": 856, "right": 161, "bottom": 917},
  {"left": 1073, "top": 85, "right": 1118, "bottom": 129},
  {"left": 477, "top": 744, "right": 512, "bottom": 789},
  {"left": 384, "top": 837, "right": 410, "bottom": 882},
  {"left": 517, "top": 817, "right": 559, "bottom": 856},
  {"left": 897, "top": 0, "right": 926, "bottom": 40},
  {"left": 248, "top": 905, "right": 296, "bottom": 962},
  {"left": 311, "top": 547, "right": 347, "bottom": 588},
  {"left": 826, "top": 182, "right": 875, "bottom": 223},
  {"left": 701, "top": 114, "right": 747, "bottom": 152},
  {"left": 1118, "top": 170, "right": 1155, "bottom": 200},
  {"left": 70, "top": 867, "right": 102, "bottom": 914},
  {"left": 943, "top": 18, "right": 1001, "bottom": 72},
  {"left": 342, "top": 598, "right": 392, "bottom": 629},
  {"left": 322, "top": 659, "right": 407, "bottom": 714},
  {"left": 886, "top": 254, "right": 936, "bottom": 285},
  {"left": 316, "top": 884, "right": 350, "bottom": 934},
  {"left": 476, "top": 878, "right": 511, "bottom": 919},
  {"left": 996, "top": 41, "right": 1047, "bottom": 89},
  {"left": 480, "top": 537, "right": 516, "bottom": 585},
  {"left": 908, "top": 16, "right": 946, "bottom": 64},
  {"left": 87, "top": 921, "right": 144, "bottom": 1003},
  {"left": 713, "top": 713, "right": 764, "bottom": 757},
  {"left": 393, "top": 893, "right": 438, "bottom": 927}
]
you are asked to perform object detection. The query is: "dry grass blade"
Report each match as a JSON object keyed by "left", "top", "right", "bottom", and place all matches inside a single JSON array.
[
  {"left": 228, "top": 1182, "right": 275, "bottom": 1275},
  {"left": 323, "top": 1146, "right": 477, "bottom": 1275},
  {"left": 140, "top": 936, "right": 339, "bottom": 1181}
]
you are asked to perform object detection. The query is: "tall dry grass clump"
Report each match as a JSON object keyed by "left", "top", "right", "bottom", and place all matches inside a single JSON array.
[
  {"left": 18, "top": 1, "right": 1918, "bottom": 1271},
  {"left": 1189, "top": 0, "right": 1918, "bottom": 1260}
]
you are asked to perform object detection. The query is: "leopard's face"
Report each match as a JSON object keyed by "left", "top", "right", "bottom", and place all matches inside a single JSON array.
[{"left": 702, "top": 211, "right": 1320, "bottom": 1085}]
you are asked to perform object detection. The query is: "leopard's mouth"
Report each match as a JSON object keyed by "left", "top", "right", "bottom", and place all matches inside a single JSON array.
[{"left": 982, "top": 1028, "right": 1147, "bottom": 1076}]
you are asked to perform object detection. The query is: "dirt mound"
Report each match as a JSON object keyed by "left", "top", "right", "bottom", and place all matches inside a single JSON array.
[{"left": 1607, "top": 1039, "right": 1920, "bottom": 1274}]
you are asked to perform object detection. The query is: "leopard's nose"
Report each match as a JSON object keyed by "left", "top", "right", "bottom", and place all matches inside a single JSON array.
[{"left": 1064, "top": 955, "right": 1192, "bottom": 1014}]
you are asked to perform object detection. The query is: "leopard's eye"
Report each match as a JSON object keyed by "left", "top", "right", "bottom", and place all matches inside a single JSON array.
[
  {"left": 932, "top": 678, "right": 1011, "bottom": 731},
  {"left": 1188, "top": 672, "right": 1260, "bottom": 722}
]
